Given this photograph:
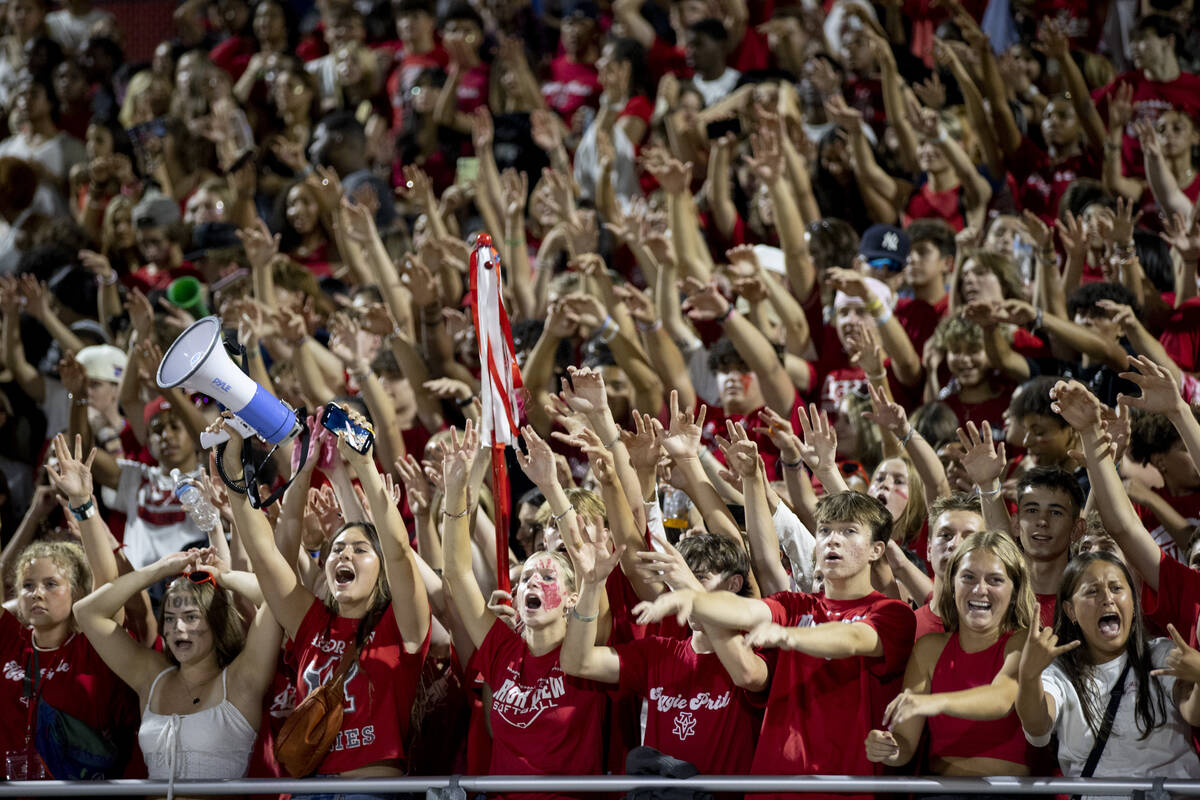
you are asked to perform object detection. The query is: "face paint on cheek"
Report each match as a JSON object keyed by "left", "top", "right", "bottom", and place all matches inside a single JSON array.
[
  {"left": 740, "top": 374, "right": 754, "bottom": 393},
  {"left": 541, "top": 581, "right": 563, "bottom": 610},
  {"left": 893, "top": 487, "right": 908, "bottom": 501}
]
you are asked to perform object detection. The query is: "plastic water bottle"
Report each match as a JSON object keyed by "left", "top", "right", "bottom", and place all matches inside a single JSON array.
[{"left": 172, "top": 469, "right": 220, "bottom": 533}]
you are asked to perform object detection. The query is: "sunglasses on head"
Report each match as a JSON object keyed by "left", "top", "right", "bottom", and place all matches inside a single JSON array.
[{"left": 186, "top": 570, "right": 217, "bottom": 587}]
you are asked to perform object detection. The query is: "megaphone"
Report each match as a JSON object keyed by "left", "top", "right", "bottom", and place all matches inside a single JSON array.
[{"left": 157, "top": 316, "right": 301, "bottom": 450}]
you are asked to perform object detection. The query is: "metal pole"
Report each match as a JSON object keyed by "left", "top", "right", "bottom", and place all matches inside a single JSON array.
[{"left": 0, "top": 776, "right": 1193, "bottom": 797}]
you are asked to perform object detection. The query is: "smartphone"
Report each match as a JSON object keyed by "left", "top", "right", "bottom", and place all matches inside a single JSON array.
[
  {"left": 455, "top": 156, "right": 480, "bottom": 187},
  {"left": 322, "top": 403, "right": 375, "bottom": 454}
]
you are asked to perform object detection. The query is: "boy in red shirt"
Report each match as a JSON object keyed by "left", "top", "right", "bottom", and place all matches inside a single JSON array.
[
  {"left": 897, "top": 219, "right": 953, "bottom": 357},
  {"left": 633, "top": 491, "right": 914, "bottom": 800},
  {"left": 562, "top": 532, "right": 760, "bottom": 774},
  {"left": 1129, "top": 406, "right": 1200, "bottom": 560}
]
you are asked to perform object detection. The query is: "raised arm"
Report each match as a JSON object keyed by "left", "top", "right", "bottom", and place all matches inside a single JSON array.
[
  {"left": 655, "top": 393, "right": 742, "bottom": 543},
  {"left": 440, "top": 422, "right": 496, "bottom": 650},
  {"left": 339, "top": 429, "right": 431, "bottom": 651},
  {"left": 220, "top": 424, "right": 316, "bottom": 638},
  {"left": 681, "top": 277, "right": 797, "bottom": 415},
  {"left": 957, "top": 421, "right": 1011, "bottom": 532},
  {"left": 720, "top": 422, "right": 791, "bottom": 596},
  {"left": 1016, "top": 619, "right": 1079, "bottom": 739},
  {"left": 866, "top": 383, "right": 950, "bottom": 503},
  {"left": 73, "top": 553, "right": 186, "bottom": 697},
  {"left": 560, "top": 517, "right": 624, "bottom": 683},
  {"left": 1035, "top": 22, "right": 1106, "bottom": 149}
]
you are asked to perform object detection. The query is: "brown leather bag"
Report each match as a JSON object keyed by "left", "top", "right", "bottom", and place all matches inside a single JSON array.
[{"left": 274, "top": 639, "right": 361, "bottom": 778}]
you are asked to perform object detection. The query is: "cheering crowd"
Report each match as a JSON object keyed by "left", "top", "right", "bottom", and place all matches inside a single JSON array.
[{"left": 5, "top": 0, "right": 1200, "bottom": 794}]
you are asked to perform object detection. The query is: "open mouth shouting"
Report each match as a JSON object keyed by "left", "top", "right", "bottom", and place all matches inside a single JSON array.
[
  {"left": 333, "top": 563, "right": 357, "bottom": 590},
  {"left": 1097, "top": 612, "right": 1122, "bottom": 639},
  {"left": 524, "top": 593, "right": 543, "bottom": 612},
  {"left": 966, "top": 599, "right": 992, "bottom": 613}
]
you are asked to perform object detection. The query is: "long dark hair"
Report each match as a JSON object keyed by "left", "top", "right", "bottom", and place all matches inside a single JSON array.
[
  {"left": 318, "top": 521, "right": 392, "bottom": 651},
  {"left": 1053, "top": 552, "right": 1168, "bottom": 739}
]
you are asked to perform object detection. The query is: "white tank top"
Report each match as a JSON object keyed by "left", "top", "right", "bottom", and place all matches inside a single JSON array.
[{"left": 138, "top": 666, "right": 257, "bottom": 780}]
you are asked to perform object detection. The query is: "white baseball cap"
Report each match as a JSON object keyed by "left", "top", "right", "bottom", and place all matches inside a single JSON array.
[{"left": 75, "top": 345, "right": 127, "bottom": 384}]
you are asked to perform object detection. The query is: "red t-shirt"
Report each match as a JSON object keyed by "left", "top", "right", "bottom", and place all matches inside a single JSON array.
[
  {"left": 1036, "top": 592, "right": 1056, "bottom": 627},
  {"left": 1008, "top": 137, "right": 1103, "bottom": 225},
  {"left": 210, "top": 35, "right": 255, "bottom": 80},
  {"left": 455, "top": 63, "right": 490, "bottom": 114},
  {"left": 386, "top": 45, "right": 450, "bottom": 130},
  {"left": 468, "top": 619, "right": 608, "bottom": 800},
  {"left": 895, "top": 294, "right": 948, "bottom": 358},
  {"left": 288, "top": 598, "right": 429, "bottom": 774},
  {"left": 753, "top": 591, "right": 915, "bottom": 800},
  {"left": 1134, "top": 488, "right": 1196, "bottom": 563},
  {"left": 615, "top": 635, "right": 760, "bottom": 774},
  {"left": 543, "top": 55, "right": 601, "bottom": 121},
  {"left": 904, "top": 179, "right": 966, "bottom": 232},
  {"left": 913, "top": 602, "right": 944, "bottom": 640},
  {"left": 1160, "top": 297, "right": 1200, "bottom": 372},
  {"left": 1093, "top": 71, "right": 1200, "bottom": 178},
  {"left": 0, "top": 614, "right": 139, "bottom": 772},
  {"left": 646, "top": 37, "right": 692, "bottom": 84},
  {"left": 1142, "top": 550, "right": 1200, "bottom": 647},
  {"left": 940, "top": 376, "right": 1017, "bottom": 430}
]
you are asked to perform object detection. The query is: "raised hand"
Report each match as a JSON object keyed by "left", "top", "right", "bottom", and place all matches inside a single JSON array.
[
  {"left": 327, "top": 313, "right": 369, "bottom": 374},
  {"left": 1117, "top": 354, "right": 1186, "bottom": 415},
  {"left": 1151, "top": 623, "right": 1200, "bottom": 682},
  {"left": 499, "top": 168, "right": 529, "bottom": 220},
  {"left": 744, "top": 128, "right": 783, "bottom": 185},
  {"left": 845, "top": 322, "right": 885, "bottom": 377},
  {"left": 612, "top": 283, "right": 656, "bottom": 328},
  {"left": 654, "top": 390, "right": 706, "bottom": 463},
  {"left": 1019, "top": 619, "right": 1080, "bottom": 680},
  {"left": 18, "top": 274, "right": 52, "bottom": 320},
  {"left": 516, "top": 424, "right": 561, "bottom": 490},
  {"left": 864, "top": 382, "right": 909, "bottom": 437},
  {"left": 1056, "top": 212, "right": 1087, "bottom": 263},
  {"left": 634, "top": 533, "right": 705, "bottom": 592},
  {"left": 620, "top": 412, "right": 664, "bottom": 472},
  {"left": 395, "top": 454, "right": 433, "bottom": 514},
  {"left": 642, "top": 156, "right": 692, "bottom": 195},
  {"left": 564, "top": 512, "right": 624, "bottom": 585},
  {"left": 680, "top": 276, "right": 732, "bottom": 321},
  {"left": 46, "top": 434, "right": 96, "bottom": 506},
  {"left": 560, "top": 292, "right": 606, "bottom": 331},
  {"left": 753, "top": 406, "right": 804, "bottom": 465},
  {"left": 559, "top": 365, "right": 609, "bottom": 418},
  {"left": 1161, "top": 211, "right": 1200, "bottom": 265},
  {"left": 530, "top": 108, "right": 563, "bottom": 152},
  {"left": 237, "top": 217, "right": 280, "bottom": 269},
  {"left": 488, "top": 589, "right": 519, "bottom": 630},
  {"left": 715, "top": 420, "right": 761, "bottom": 483},
  {"left": 726, "top": 244, "right": 761, "bottom": 278},
  {"left": 58, "top": 353, "right": 87, "bottom": 396},
  {"left": 441, "top": 419, "right": 480, "bottom": 495},
  {"left": 955, "top": 421, "right": 1007, "bottom": 488},
  {"left": 1049, "top": 379, "right": 1103, "bottom": 433},
  {"left": 795, "top": 403, "right": 838, "bottom": 475}
]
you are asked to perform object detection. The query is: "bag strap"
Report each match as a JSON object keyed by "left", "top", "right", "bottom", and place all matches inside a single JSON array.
[
  {"left": 1081, "top": 658, "right": 1133, "bottom": 779},
  {"left": 330, "top": 636, "right": 363, "bottom": 686}
]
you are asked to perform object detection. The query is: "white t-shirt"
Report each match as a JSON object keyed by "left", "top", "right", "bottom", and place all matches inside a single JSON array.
[
  {"left": 46, "top": 8, "right": 115, "bottom": 52},
  {"left": 1026, "top": 639, "right": 1200, "bottom": 794},
  {"left": 774, "top": 501, "right": 815, "bottom": 592},
  {"left": 692, "top": 68, "right": 741, "bottom": 108},
  {"left": 114, "top": 460, "right": 207, "bottom": 569}
]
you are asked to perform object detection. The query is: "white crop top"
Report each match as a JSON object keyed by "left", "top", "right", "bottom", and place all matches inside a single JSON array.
[{"left": 138, "top": 667, "right": 257, "bottom": 781}]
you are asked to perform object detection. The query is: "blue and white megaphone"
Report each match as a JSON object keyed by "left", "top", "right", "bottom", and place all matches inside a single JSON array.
[{"left": 157, "top": 315, "right": 302, "bottom": 450}]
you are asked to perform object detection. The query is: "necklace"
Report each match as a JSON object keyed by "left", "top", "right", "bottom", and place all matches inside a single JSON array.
[{"left": 178, "top": 669, "right": 217, "bottom": 705}]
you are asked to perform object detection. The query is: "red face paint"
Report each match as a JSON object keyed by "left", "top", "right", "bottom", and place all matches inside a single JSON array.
[
  {"left": 740, "top": 373, "right": 754, "bottom": 393},
  {"left": 541, "top": 580, "right": 563, "bottom": 610}
]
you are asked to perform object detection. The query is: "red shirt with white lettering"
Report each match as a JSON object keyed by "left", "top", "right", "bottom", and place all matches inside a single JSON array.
[
  {"left": 0, "top": 613, "right": 139, "bottom": 771},
  {"left": 752, "top": 591, "right": 915, "bottom": 800},
  {"left": 615, "top": 635, "right": 760, "bottom": 774},
  {"left": 468, "top": 619, "right": 608, "bottom": 800},
  {"left": 288, "top": 598, "right": 429, "bottom": 774},
  {"left": 542, "top": 55, "right": 600, "bottom": 121},
  {"left": 1094, "top": 72, "right": 1200, "bottom": 177}
]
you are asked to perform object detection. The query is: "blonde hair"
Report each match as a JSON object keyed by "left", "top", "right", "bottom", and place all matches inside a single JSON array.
[
  {"left": 873, "top": 455, "right": 927, "bottom": 545},
  {"left": 534, "top": 488, "right": 606, "bottom": 527},
  {"left": 101, "top": 195, "right": 135, "bottom": 256},
  {"left": 938, "top": 530, "right": 1036, "bottom": 634},
  {"left": 15, "top": 541, "right": 91, "bottom": 624}
]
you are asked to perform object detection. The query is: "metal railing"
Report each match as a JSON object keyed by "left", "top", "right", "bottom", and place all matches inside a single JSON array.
[{"left": 0, "top": 775, "right": 1190, "bottom": 797}]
